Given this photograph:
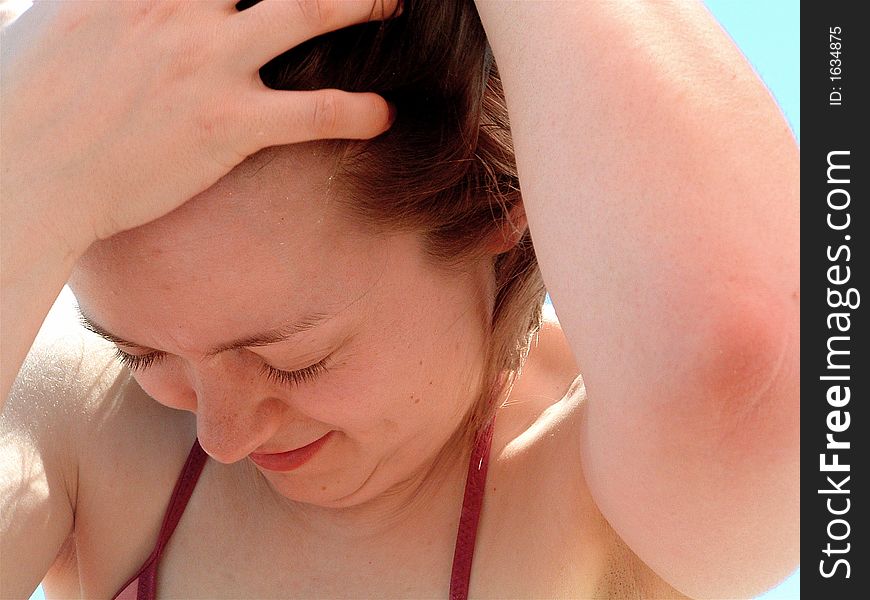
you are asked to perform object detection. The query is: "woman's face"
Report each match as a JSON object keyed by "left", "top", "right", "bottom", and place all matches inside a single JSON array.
[{"left": 69, "top": 144, "right": 495, "bottom": 509}]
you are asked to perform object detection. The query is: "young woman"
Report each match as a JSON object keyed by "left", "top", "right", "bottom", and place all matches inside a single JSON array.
[{"left": 1, "top": 1, "right": 799, "bottom": 598}]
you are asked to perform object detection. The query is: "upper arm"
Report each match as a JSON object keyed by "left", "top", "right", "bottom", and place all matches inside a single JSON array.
[
  {"left": 0, "top": 287, "right": 124, "bottom": 598},
  {"left": 0, "top": 386, "right": 75, "bottom": 599}
]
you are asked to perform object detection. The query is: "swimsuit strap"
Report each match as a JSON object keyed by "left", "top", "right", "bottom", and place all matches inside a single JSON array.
[
  {"left": 115, "top": 420, "right": 495, "bottom": 600},
  {"left": 449, "top": 415, "right": 497, "bottom": 600},
  {"left": 112, "top": 438, "right": 208, "bottom": 600}
]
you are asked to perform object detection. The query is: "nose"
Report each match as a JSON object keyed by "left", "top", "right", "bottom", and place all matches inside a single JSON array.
[{"left": 188, "top": 356, "right": 284, "bottom": 464}]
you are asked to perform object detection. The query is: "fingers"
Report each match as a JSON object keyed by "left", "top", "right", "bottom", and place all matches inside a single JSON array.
[
  {"left": 230, "top": 0, "right": 402, "bottom": 70},
  {"left": 238, "top": 88, "right": 394, "bottom": 149}
]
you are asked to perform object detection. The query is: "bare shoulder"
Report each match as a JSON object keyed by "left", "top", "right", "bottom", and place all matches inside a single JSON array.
[
  {"left": 7, "top": 286, "right": 192, "bottom": 466},
  {"left": 3, "top": 287, "right": 195, "bottom": 596},
  {"left": 491, "top": 303, "right": 584, "bottom": 459},
  {"left": 1, "top": 286, "right": 127, "bottom": 595},
  {"left": 474, "top": 307, "right": 598, "bottom": 595},
  {"left": 6, "top": 287, "right": 127, "bottom": 427},
  {"left": 486, "top": 307, "right": 691, "bottom": 598}
]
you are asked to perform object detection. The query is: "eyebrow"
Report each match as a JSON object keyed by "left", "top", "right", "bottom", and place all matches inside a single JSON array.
[{"left": 76, "top": 307, "right": 334, "bottom": 358}]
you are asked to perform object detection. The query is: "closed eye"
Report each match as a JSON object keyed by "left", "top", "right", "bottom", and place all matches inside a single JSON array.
[
  {"left": 113, "top": 348, "right": 165, "bottom": 371},
  {"left": 112, "top": 348, "right": 331, "bottom": 388},
  {"left": 258, "top": 356, "right": 331, "bottom": 387}
]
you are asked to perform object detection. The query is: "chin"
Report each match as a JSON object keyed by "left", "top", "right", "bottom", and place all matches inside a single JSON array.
[{"left": 256, "top": 459, "right": 382, "bottom": 509}]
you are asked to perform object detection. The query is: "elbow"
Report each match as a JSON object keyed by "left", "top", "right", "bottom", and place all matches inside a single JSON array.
[
  {"left": 694, "top": 289, "right": 799, "bottom": 428},
  {"left": 672, "top": 296, "right": 800, "bottom": 599}
]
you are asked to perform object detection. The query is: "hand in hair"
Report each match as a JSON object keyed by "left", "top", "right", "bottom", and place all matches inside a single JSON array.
[
  {"left": 0, "top": 0, "right": 399, "bottom": 406},
  {"left": 0, "top": 0, "right": 399, "bottom": 251}
]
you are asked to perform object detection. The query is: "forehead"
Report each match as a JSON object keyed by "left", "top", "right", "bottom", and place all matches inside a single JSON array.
[{"left": 68, "top": 144, "right": 391, "bottom": 348}]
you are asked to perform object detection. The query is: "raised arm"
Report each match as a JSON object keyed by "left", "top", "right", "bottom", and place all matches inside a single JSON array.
[
  {"left": 473, "top": 1, "right": 799, "bottom": 597},
  {"left": 1, "top": 2, "right": 399, "bottom": 594},
  {"left": 0, "top": 0, "right": 398, "bottom": 407}
]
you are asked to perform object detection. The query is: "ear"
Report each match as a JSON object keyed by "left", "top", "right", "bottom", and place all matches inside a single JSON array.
[{"left": 486, "top": 204, "right": 528, "bottom": 255}]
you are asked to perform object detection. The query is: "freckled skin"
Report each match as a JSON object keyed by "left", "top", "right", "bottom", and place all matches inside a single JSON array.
[{"left": 68, "top": 143, "right": 498, "bottom": 517}]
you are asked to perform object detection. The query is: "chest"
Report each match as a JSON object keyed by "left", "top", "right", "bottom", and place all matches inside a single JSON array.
[
  {"left": 69, "top": 401, "right": 608, "bottom": 599},
  {"left": 64, "top": 351, "right": 685, "bottom": 598},
  {"left": 149, "top": 446, "right": 609, "bottom": 599}
]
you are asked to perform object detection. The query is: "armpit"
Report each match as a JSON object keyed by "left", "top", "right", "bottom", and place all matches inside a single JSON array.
[{"left": 594, "top": 530, "right": 693, "bottom": 600}]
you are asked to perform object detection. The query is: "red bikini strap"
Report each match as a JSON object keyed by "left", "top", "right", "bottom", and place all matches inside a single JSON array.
[
  {"left": 151, "top": 438, "right": 209, "bottom": 554},
  {"left": 112, "top": 438, "right": 208, "bottom": 600},
  {"left": 449, "top": 416, "right": 497, "bottom": 600}
]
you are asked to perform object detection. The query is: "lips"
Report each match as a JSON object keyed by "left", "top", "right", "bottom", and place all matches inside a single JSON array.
[{"left": 248, "top": 431, "right": 333, "bottom": 472}]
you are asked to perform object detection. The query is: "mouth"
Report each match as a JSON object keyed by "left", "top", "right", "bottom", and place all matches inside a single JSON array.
[{"left": 248, "top": 431, "right": 333, "bottom": 472}]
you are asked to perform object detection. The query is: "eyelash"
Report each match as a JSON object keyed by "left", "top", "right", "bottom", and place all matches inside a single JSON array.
[
  {"left": 113, "top": 348, "right": 164, "bottom": 371},
  {"left": 112, "top": 348, "right": 331, "bottom": 388},
  {"left": 259, "top": 357, "right": 331, "bottom": 387}
]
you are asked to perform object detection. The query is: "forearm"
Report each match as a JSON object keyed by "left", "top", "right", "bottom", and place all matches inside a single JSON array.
[
  {"left": 475, "top": 0, "right": 799, "bottom": 401},
  {"left": 1, "top": 209, "right": 82, "bottom": 406}
]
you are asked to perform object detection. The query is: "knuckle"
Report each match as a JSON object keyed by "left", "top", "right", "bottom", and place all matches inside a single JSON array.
[
  {"left": 164, "top": 46, "right": 203, "bottom": 84},
  {"left": 46, "top": 1, "right": 94, "bottom": 35},
  {"left": 129, "top": 1, "right": 177, "bottom": 27},
  {"left": 194, "top": 103, "right": 241, "bottom": 165},
  {"left": 294, "top": 0, "right": 332, "bottom": 26},
  {"left": 311, "top": 91, "right": 339, "bottom": 136}
]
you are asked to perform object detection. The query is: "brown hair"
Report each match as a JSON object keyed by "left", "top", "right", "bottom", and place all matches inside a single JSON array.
[{"left": 237, "top": 0, "right": 547, "bottom": 441}]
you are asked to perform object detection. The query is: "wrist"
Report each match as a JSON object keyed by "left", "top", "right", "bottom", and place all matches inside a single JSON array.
[
  {"left": 1, "top": 184, "right": 93, "bottom": 264},
  {"left": 1, "top": 198, "right": 82, "bottom": 402}
]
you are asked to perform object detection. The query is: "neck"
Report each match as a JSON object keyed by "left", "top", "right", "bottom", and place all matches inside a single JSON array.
[{"left": 242, "top": 419, "right": 481, "bottom": 545}]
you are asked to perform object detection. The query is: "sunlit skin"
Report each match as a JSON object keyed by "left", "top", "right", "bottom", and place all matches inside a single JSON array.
[
  {"left": 68, "top": 143, "right": 503, "bottom": 535},
  {"left": 0, "top": 0, "right": 800, "bottom": 595}
]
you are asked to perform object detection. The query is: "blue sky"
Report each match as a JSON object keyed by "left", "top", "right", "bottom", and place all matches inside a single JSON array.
[{"left": 705, "top": 0, "right": 800, "bottom": 143}]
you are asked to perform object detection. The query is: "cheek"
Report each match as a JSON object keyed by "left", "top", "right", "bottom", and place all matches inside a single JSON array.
[
  {"left": 314, "top": 359, "right": 462, "bottom": 438},
  {"left": 288, "top": 361, "right": 413, "bottom": 433}
]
